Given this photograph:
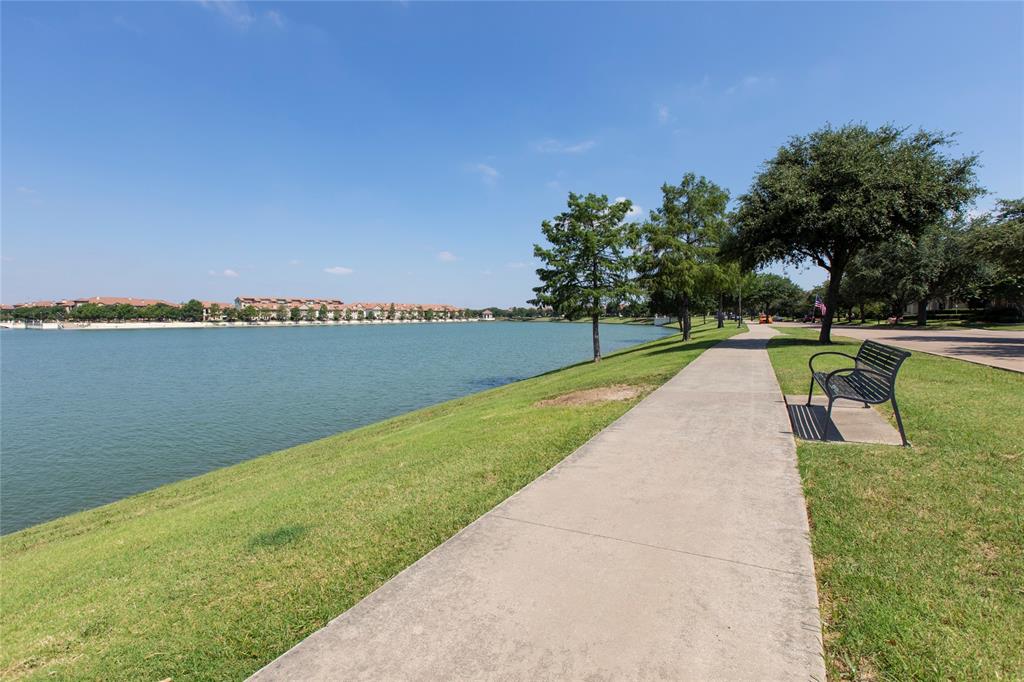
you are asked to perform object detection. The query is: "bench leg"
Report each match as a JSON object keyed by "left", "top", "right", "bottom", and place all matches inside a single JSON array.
[
  {"left": 806, "top": 375, "right": 815, "bottom": 406},
  {"left": 891, "top": 395, "right": 910, "bottom": 447},
  {"left": 820, "top": 397, "right": 836, "bottom": 441}
]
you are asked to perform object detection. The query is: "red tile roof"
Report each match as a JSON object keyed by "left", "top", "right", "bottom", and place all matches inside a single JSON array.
[{"left": 73, "top": 296, "right": 180, "bottom": 307}]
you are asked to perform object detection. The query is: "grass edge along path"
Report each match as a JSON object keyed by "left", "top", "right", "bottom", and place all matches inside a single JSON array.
[
  {"left": 766, "top": 326, "right": 1024, "bottom": 680},
  {"left": 1, "top": 321, "right": 739, "bottom": 681}
]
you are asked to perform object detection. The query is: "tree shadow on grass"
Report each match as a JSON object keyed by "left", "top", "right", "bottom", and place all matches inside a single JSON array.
[
  {"left": 646, "top": 337, "right": 725, "bottom": 357},
  {"left": 248, "top": 524, "right": 309, "bottom": 551},
  {"left": 768, "top": 337, "right": 827, "bottom": 350}
]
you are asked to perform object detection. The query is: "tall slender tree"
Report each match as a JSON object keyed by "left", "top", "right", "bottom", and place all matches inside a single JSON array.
[
  {"left": 726, "top": 124, "right": 980, "bottom": 342},
  {"left": 532, "top": 193, "right": 638, "bottom": 362},
  {"left": 638, "top": 174, "right": 729, "bottom": 340}
]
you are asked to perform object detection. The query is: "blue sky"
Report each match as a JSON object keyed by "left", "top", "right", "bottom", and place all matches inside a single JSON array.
[{"left": 2, "top": 1, "right": 1021, "bottom": 307}]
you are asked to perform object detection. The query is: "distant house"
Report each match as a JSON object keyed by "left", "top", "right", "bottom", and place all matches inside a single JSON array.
[
  {"left": 201, "top": 302, "right": 235, "bottom": 321},
  {"left": 481, "top": 309, "right": 495, "bottom": 320},
  {"left": 903, "top": 296, "right": 969, "bottom": 316}
]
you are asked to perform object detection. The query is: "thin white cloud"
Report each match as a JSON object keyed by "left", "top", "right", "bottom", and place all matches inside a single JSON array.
[
  {"left": 264, "top": 10, "right": 285, "bottom": 28},
  {"left": 468, "top": 163, "right": 500, "bottom": 185},
  {"left": 324, "top": 266, "right": 354, "bottom": 275},
  {"left": 209, "top": 268, "right": 240, "bottom": 277},
  {"left": 196, "top": 1, "right": 285, "bottom": 30},
  {"left": 223, "top": 269, "right": 240, "bottom": 277},
  {"left": 725, "top": 75, "right": 776, "bottom": 95},
  {"left": 437, "top": 251, "right": 458, "bottom": 263},
  {"left": 533, "top": 138, "right": 596, "bottom": 154},
  {"left": 614, "top": 197, "right": 643, "bottom": 221},
  {"left": 16, "top": 186, "right": 36, "bottom": 194},
  {"left": 657, "top": 105, "right": 671, "bottom": 124},
  {"left": 505, "top": 262, "right": 527, "bottom": 269}
]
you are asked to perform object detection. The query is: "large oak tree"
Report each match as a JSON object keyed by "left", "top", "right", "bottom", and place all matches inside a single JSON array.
[{"left": 727, "top": 124, "right": 980, "bottom": 342}]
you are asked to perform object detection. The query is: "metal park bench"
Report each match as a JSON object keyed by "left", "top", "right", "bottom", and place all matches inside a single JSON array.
[{"left": 807, "top": 340, "right": 912, "bottom": 446}]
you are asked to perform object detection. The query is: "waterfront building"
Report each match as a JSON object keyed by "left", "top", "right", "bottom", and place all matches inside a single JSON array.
[
  {"left": 201, "top": 302, "right": 236, "bottom": 321},
  {"left": 68, "top": 296, "right": 180, "bottom": 312},
  {"left": 3, "top": 295, "right": 467, "bottom": 323}
]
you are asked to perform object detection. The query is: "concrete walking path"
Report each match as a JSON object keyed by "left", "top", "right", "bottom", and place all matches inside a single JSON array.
[
  {"left": 251, "top": 325, "right": 825, "bottom": 681},
  {"left": 779, "top": 323, "right": 1024, "bottom": 373}
]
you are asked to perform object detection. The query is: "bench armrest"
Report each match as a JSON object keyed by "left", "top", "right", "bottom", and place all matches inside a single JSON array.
[{"left": 808, "top": 351, "right": 857, "bottom": 374}]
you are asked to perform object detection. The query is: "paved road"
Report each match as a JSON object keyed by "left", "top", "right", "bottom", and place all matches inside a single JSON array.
[
  {"left": 250, "top": 325, "right": 825, "bottom": 681},
  {"left": 782, "top": 323, "right": 1024, "bottom": 373}
]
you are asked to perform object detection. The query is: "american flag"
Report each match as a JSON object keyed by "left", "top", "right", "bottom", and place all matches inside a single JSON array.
[{"left": 814, "top": 295, "right": 828, "bottom": 315}]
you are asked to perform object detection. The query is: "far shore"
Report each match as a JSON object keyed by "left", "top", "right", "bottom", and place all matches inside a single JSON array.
[{"left": 0, "top": 318, "right": 485, "bottom": 331}]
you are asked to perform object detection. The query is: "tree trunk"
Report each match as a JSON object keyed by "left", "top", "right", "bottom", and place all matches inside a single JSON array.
[
  {"left": 591, "top": 313, "right": 601, "bottom": 363},
  {"left": 716, "top": 293, "right": 724, "bottom": 328},
  {"left": 702, "top": 311, "right": 707, "bottom": 325},
  {"left": 679, "top": 296, "right": 691, "bottom": 341},
  {"left": 859, "top": 302, "right": 866, "bottom": 323},
  {"left": 819, "top": 271, "right": 843, "bottom": 344},
  {"left": 916, "top": 298, "right": 928, "bottom": 327}
]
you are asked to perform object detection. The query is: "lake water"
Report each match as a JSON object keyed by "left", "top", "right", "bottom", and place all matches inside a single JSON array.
[{"left": 0, "top": 322, "right": 670, "bottom": 534}]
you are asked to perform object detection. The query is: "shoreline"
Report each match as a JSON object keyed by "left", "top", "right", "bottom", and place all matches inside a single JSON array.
[{"left": 0, "top": 318, "right": 485, "bottom": 331}]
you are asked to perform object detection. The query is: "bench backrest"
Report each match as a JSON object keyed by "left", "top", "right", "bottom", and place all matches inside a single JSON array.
[{"left": 854, "top": 340, "right": 911, "bottom": 384}]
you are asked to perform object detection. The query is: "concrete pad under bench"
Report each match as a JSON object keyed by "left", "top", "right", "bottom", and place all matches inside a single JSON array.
[{"left": 785, "top": 395, "right": 905, "bottom": 445}]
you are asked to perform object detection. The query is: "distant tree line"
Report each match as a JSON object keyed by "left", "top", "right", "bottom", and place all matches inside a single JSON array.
[
  {"left": 2, "top": 299, "right": 208, "bottom": 322},
  {"left": 530, "top": 122, "right": 1019, "bottom": 357}
]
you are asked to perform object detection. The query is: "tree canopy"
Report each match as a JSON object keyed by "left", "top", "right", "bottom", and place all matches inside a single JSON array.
[
  {"left": 638, "top": 173, "right": 728, "bottom": 340},
  {"left": 726, "top": 123, "right": 981, "bottom": 342},
  {"left": 532, "top": 192, "right": 638, "bottom": 361},
  {"left": 967, "top": 198, "right": 1024, "bottom": 315}
]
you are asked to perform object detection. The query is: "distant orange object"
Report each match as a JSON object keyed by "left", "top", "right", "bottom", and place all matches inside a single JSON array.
[{"left": 758, "top": 314, "right": 773, "bottom": 324}]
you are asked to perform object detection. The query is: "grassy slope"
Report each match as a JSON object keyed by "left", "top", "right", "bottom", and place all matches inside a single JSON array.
[
  {"left": 767, "top": 327, "right": 1024, "bottom": 680},
  {"left": 1, "top": 321, "right": 738, "bottom": 680}
]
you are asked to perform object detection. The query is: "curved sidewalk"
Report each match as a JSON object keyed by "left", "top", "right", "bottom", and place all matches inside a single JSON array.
[{"left": 250, "top": 325, "right": 825, "bottom": 681}]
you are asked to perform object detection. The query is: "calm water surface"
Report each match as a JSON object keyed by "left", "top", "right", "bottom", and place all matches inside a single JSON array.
[{"left": 0, "top": 322, "right": 669, "bottom": 533}]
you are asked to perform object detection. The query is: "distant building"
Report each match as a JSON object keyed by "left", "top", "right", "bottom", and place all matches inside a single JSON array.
[
  {"left": 47, "top": 297, "right": 180, "bottom": 313},
  {"left": 3, "top": 294, "right": 468, "bottom": 323},
  {"left": 481, "top": 309, "right": 495, "bottom": 320},
  {"left": 201, "top": 301, "right": 236, "bottom": 321},
  {"left": 233, "top": 297, "right": 345, "bottom": 320},
  {"left": 903, "top": 296, "right": 969, "bottom": 316},
  {"left": 233, "top": 297, "right": 464, "bottom": 321},
  {"left": 76, "top": 296, "right": 177, "bottom": 308}
]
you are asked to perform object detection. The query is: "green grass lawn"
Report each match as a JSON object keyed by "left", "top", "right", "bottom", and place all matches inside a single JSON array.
[
  {"left": 767, "top": 327, "right": 1024, "bottom": 680},
  {"left": 0, "top": 321, "right": 739, "bottom": 681}
]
